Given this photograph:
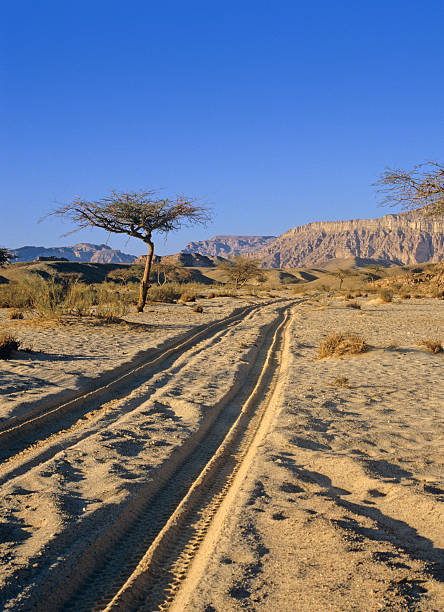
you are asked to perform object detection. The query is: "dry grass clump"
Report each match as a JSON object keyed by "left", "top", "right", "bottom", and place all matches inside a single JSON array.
[
  {"left": 147, "top": 285, "right": 181, "bottom": 303},
  {"left": 378, "top": 288, "right": 393, "bottom": 303},
  {"left": 0, "top": 333, "right": 20, "bottom": 359},
  {"left": 420, "top": 339, "right": 443, "bottom": 354},
  {"left": 9, "top": 310, "right": 24, "bottom": 319},
  {"left": 319, "top": 333, "right": 368, "bottom": 359},
  {"left": 178, "top": 292, "right": 196, "bottom": 303},
  {"left": 207, "top": 292, "right": 216, "bottom": 299},
  {"left": 346, "top": 301, "right": 361, "bottom": 309},
  {"left": 292, "top": 285, "right": 307, "bottom": 295},
  {"left": 332, "top": 376, "right": 350, "bottom": 388},
  {"left": 192, "top": 304, "right": 203, "bottom": 313}
]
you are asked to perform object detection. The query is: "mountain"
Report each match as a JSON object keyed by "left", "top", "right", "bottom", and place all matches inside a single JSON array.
[
  {"left": 10, "top": 243, "right": 136, "bottom": 264},
  {"left": 254, "top": 213, "right": 444, "bottom": 268},
  {"left": 181, "top": 235, "right": 276, "bottom": 258}
]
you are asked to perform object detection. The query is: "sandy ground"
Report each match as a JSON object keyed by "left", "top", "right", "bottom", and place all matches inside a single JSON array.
[
  {"left": 0, "top": 295, "right": 263, "bottom": 423},
  {"left": 0, "top": 298, "right": 288, "bottom": 608},
  {"left": 178, "top": 297, "right": 444, "bottom": 611},
  {"left": 0, "top": 296, "right": 443, "bottom": 610}
]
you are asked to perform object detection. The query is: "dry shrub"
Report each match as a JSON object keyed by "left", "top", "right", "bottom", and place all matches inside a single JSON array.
[
  {"left": 192, "top": 304, "right": 203, "bottom": 313},
  {"left": 346, "top": 301, "right": 361, "bottom": 309},
  {"left": 179, "top": 292, "right": 196, "bottom": 303},
  {"left": 0, "top": 333, "right": 20, "bottom": 359},
  {"left": 319, "top": 333, "right": 368, "bottom": 359},
  {"left": 9, "top": 310, "right": 24, "bottom": 319},
  {"left": 147, "top": 285, "right": 181, "bottom": 303},
  {"left": 344, "top": 293, "right": 353, "bottom": 300},
  {"left": 207, "top": 292, "right": 216, "bottom": 299},
  {"left": 386, "top": 342, "right": 399, "bottom": 350},
  {"left": 292, "top": 285, "right": 307, "bottom": 295},
  {"left": 378, "top": 288, "right": 393, "bottom": 303},
  {"left": 332, "top": 376, "right": 349, "bottom": 388},
  {"left": 420, "top": 339, "right": 443, "bottom": 354},
  {"left": 0, "top": 278, "right": 40, "bottom": 309}
]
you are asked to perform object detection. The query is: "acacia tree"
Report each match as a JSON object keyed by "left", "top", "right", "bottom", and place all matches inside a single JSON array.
[
  {"left": 375, "top": 161, "right": 444, "bottom": 217},
  {"left": 49, "top": 191, "right": 211, "bottom": 312},
  {"left": 0, "top": 248, "right": 13, "bottom": 266},
  {"left": 217, "top": 256, "right": 264, "bottom": 289}
]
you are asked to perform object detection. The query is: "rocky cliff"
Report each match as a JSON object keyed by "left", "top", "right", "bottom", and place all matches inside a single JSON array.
[
  {"left": 254, "top": 214, "right": 444, "bottom": 268},
  {"left": 10, "top": 243, "right": 136, "bottom": 264},
  {"left": 181, "top": 235, "right": 276, "bottom": 258}
]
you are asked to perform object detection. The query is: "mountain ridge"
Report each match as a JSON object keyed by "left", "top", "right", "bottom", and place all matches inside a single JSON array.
[
  {"left": 255, "top": 213, "right": 444, "bottom": 268},
  {"left": 10, "top": 243, "right": 136, "bottom": 264}
]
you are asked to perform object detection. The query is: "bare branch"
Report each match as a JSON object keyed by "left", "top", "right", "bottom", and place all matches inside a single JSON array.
[
  {"left": 374, "top": 161, "right": 444, "bottom": 217},
  {"left": 42, "top": 189, "right": 213, "bottom": 311}
]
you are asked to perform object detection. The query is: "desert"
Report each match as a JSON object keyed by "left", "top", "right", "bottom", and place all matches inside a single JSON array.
[
  {"left": 3, "top": 4, "right": 444, "bottom": 609},
  {"left": 0, "top": 259, "right": 442, "bottom": 610}
]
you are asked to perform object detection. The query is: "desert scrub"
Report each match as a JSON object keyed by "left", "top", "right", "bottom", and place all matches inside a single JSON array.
[
  {"left": 332, "top": 376, "right": 350, "bottom": 388},
  {"left": 147, "top": 285, "right": 181, "bottom": 303},
  {"left": 178, "top": 292, "right": 196, "bottom": 303},
  {"left": 319, "top": 333, "right": 368, "bottom": 358},
  {"left": 8, "top": 310, "right": 24, "bottom": 319},
  {"left": 420, "top": 339, "right": 443, "bottom": 354},
  {"left": 0, "top": 333, "right": 20, "bottom": 359},
  {"left": 345, "top": 301, "right": 361, "bottom": 309},
  {"left": 192, "top": 304, "right": 203, "bottom": 313},
  {"left": 0, "top": 278, "right": 39, "bottom": 309},
  {"left": 94, "top": 300, "right": 128, "bottom": 323},
  {"left": 378, "top": 288, "right": 393, "bottom": 303}
]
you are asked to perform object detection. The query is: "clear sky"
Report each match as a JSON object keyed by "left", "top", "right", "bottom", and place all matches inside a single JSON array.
[{"left": 1, "top": 0, "right": 443, "bottom": 256}]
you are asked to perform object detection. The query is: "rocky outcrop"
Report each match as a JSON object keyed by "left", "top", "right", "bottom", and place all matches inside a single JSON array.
[
  {"left": 181, "top": 235, "right": 276, "bottom": 258},
  {"left": 255, "top": 214, "right": 444, "bottom": 268},
  {"left": 10, "top": 243, "right": 136, "bottom": 264}
]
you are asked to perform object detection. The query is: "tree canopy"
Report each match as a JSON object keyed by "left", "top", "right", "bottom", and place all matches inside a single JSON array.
[
  {"left": 48, "top": 190, "right": 211, "bottom": 311},
  {"left": 375, "top": 161, "right": 444, "bottom": 217},
  {"left": 0, "top": 248, "right": 14, "bottom": 267},
  {"left": 217, "top": 257, "right": 264, "bottom": 289}
]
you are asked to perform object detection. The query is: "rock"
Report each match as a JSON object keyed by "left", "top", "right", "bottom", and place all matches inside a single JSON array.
[
  {"left": 255, "top": 213, "right": 444, "bottom": 268},
  {"left": 181, "top": 235, "right": 277, "bottom": 258}
]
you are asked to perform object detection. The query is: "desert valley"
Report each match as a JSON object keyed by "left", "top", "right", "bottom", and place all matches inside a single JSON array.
[{"left": 0, "top": 210, "right": 442, "bottom": 611}]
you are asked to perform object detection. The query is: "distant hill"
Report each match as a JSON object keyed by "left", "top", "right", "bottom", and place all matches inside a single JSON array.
[
  {"left": 181, "top": 235, "right": 276, "bottom": 258},
  {"left": 134, "top": 252, "right": 226, "bottom": 268},
  {"left": 10, "top": 243, "right": 136, "bottom": 264}
]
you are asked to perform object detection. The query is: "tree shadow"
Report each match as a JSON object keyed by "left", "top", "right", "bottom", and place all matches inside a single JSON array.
[
  {"left": 0, "top": 520, "right": 32, "bottom": 545},
  {"left": 273, "top": 452, "right": 444, "bottom": 583}
]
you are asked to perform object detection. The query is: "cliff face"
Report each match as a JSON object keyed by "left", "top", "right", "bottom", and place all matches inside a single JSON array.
[
  {"left": 181, "top": 235, "right": 276, "bottom": 258},
  {"left": 255, "top": 214, "right": 444, "bottom": 268},
  {"left": 11, "top": 243, "right": 136, "bottom": 264}
]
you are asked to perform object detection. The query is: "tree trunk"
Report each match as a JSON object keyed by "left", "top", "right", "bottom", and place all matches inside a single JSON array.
[{"left": 137, "top": 239, "right": 154, "bottom": 312}]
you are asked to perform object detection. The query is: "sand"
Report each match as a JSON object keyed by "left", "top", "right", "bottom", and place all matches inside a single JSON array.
[
  {"left": 0, "top": 295, "right": 264, "bottom": 423},
  {"left": 175, "top": 297, "right": 444, "bottom": 611},
  {"left": 0, "top": 295, "right": 443, "bottom": 610}
]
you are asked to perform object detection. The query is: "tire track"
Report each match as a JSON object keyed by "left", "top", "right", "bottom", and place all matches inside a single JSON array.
[
  {"left": 0, "top": 302, "right": 275, "bottom": 485},
  {"left": 29, "top": 305, "right": 293, "bottom": 612}
]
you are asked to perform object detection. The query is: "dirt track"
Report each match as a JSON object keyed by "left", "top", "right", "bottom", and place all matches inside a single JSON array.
[
  {"left": 1, "top": 296, "right": 443, "bottom": 611},
  {"left": 0, "top": 299, "right": 294, "bottom": 610}
]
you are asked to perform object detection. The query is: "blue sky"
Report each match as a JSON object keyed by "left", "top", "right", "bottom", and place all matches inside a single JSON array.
[{"left": 2, "top": 1, "right": 443, "bottom": 255}]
